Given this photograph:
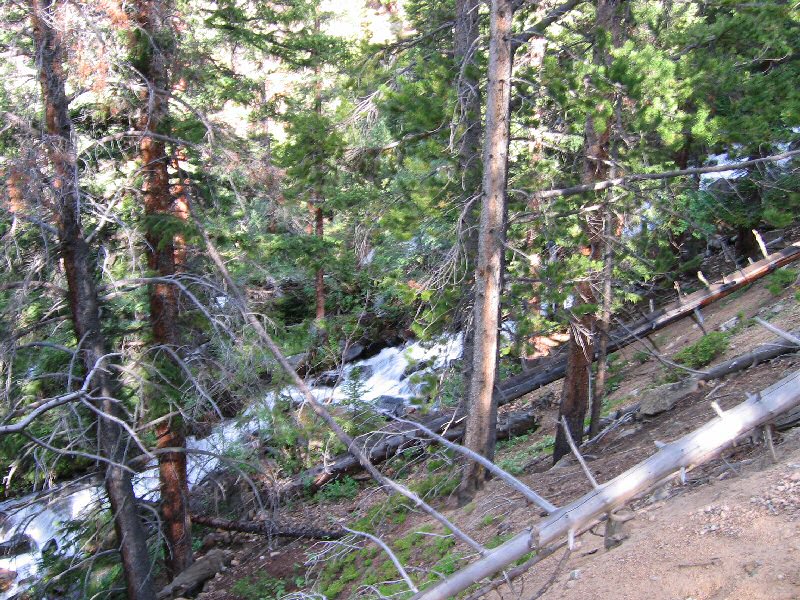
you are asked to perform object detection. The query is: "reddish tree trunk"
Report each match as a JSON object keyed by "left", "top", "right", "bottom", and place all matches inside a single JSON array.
[
  {"left": 134, "top": 0, "right": 193, "bottom": 577},
  {"left": 314, "top": 205, "right": 325, "bottom": 321},
  {"left": 30, "top": 2, "right": 155, "bottom": 597}
]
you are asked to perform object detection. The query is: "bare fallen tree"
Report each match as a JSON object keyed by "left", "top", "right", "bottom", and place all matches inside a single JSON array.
[{"left": 412, "top": 368, "right": 800, "bottom": 599}]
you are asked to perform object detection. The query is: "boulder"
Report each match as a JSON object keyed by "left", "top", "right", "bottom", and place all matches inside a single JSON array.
[
  {"left": 375, "top": 396, "right": 407, "bottom": 417},
  {"left": 286, "top": 353, "right": 308, "bottom": 373},
  {"left": 314, "top": 370, "right": 342, "bottom": 387},
  {"left": 342, "top": 343, "right": 365, "bottom": 363},
  {"left": 638, "top": 379, "right": 700, "bottom": 417},
  {"left": 403, "top": 358, "right": 434, "bottom": 378},
  {"left": 0, "top": 534, "right": 33, "bottom": 558}
]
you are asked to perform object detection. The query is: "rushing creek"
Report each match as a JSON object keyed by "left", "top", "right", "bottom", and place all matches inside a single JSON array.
[{"left": 0, "top": 334, "right": 463, "bottom": 598}]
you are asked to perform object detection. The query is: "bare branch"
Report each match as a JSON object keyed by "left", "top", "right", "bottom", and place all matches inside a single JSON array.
[
  {"left": 529, "top": 148, "right": 800, "bottom": 201},
  {"left": 559, "top": 416, "right": 598, "bottom": 489},
  {"left": 387, "top": 414, "right": 557, "bottom": 513},
  {"left": 753, "top": 317, "right": 800, "bottom": 346},
  {"left": 344, "top": 527, "right": 419, "bottom": 593}
]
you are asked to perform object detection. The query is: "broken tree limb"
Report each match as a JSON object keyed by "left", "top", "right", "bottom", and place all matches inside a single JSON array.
[
  {"left": 528, "top": 148, "right": 800, "bottom": 201},
  {"left": 388, "top": 414, "right": 556, "bottom": 513},
  {"left": 189, "top": 514, "right": 344, "bottom": 540},
  {"left": 501, "top": 241, "right": 800, "bottom": 401},
  {"left": 412, "top": 369, "right": 800, "bottom": 600},
  {"left": 282, "top": 409, "right": 538, "bottom": 497}
]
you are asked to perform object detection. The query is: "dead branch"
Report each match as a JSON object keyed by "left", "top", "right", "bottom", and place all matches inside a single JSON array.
[
  {"left": 559, "top": 416, "right": 598, "bottom": 489},
  {"left": 344, "top": 527, "right": 418, "bottom": 593},
  {"left": 387, "top": 414, "right": 556, "bottom": 512},
  {"left": 529, "top": 148, "right": 800, "bottom": 200}
]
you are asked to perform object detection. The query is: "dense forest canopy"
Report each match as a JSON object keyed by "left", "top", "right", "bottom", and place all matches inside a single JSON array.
[{"left": 0, "top": 0, "right": 798, "bottom": 597}]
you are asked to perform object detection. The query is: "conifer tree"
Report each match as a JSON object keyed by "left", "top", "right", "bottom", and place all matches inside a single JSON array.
[
  {"left": 131, "top": 0, "right": 193, "bottom": 576},
  {"left": 29, "top": 0, "right": 156, "bottom": 596}
]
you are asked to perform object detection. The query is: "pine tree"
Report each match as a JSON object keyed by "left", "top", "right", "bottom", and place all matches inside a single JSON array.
[{"left": 29, "top": 0, "right": 156, "bottom": 596}]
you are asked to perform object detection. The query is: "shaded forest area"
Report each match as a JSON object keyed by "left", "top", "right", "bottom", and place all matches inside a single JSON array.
[{"left": 0, "top": 0, "right": 799, "bottom": 598}]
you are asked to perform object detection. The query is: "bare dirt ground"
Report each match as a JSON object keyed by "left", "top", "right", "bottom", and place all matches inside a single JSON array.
[
  {"left": 197, "top": 257, "right": 800, "bottom": 600},
  {"left": 505, "top": 431, "right": 800, "bottom": 600}
]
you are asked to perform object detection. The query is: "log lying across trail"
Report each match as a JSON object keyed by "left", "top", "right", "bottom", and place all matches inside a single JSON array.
[
  {"left": 413, "top": 369, "right": 800, "bottom": 600},
  {"left": 190, "top": 514, "right": 344, "bottom": 540},
  {"left": 281, "top": 409, "right": 538, "bottom": 497},
  {"left": 499, "top": 241, "right": 800, "bottom": 401}
]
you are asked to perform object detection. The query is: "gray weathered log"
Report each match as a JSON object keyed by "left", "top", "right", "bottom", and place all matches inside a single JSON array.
[
  {"left": 699, "top": 330, "right": 800, "bottom": 382},
  {"left": 156, "top": 548, "right": 231, "bottom": 599},
  {"left": 413, "top": 369, "right": 800, "bottom": 600}
]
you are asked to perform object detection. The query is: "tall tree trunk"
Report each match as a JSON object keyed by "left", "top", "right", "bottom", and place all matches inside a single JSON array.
[
  {"left": 589, "top": 209, "right": 614, "bottom": 436},
  {"left": 455, "top": 0, "right": 482, "bottom": 415},
  {"left": 30, "top": 2, "right": 156, "bottom": 598},
  {"left": 314, "top": 206, "right": 325, "bottom": 321},
  {"left": 554, "top": 0, "right": 620, "bottom": 463},
  {"left": 134, "top": 0, "right": 193, "bottom": 577},
  {"left": 311, "top": 13, "right": 326, "bottom": 323},
  {"left": 458, "top": 0, "right": 513, "bottom": 500}
]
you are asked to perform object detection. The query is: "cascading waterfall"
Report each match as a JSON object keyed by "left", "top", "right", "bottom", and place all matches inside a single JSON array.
[{"left": 0, "top": 333, "right": 463, "bottom": 598}]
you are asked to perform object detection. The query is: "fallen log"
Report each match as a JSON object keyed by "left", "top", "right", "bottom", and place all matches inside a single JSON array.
[
  {"left": 190, "top": 514, "right": 344, "bottom": 540},
  {"left": 413, "top": 369, "right": 800, "bottom": 600},
  {"left": 499, "top": 241, "right": 800, "bottom": 400},
  {"left": 699, "top": 328, "right": 800, "bottom": 382},
  {"left": 281, "top": 409, "right": 538, "bottom": 497}
]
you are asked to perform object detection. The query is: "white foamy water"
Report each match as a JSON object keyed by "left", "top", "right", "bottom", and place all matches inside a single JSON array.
[
  {"left": 0, "top": 486, "right": 99, "bottom": 599},
  {"left": 0, "top": 333, "right": 464, "bottom": 597}
]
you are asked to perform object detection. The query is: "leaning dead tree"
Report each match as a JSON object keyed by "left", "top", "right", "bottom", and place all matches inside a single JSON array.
[{"left": 413, "top": 368, "right": 800, "bottom": 599}]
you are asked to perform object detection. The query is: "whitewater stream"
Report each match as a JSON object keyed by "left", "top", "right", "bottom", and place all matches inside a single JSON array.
[{"left": 0, "top": 334, "right": 463, "bottom": 598}]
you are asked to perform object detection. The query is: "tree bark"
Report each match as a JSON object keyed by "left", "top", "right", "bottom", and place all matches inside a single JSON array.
[
  {"left": 133, "top": 0, "right": 193, "bottom": 577},
  {"left": 455, "top": 0, "right": 482, "bottom": 417},
  {"left": 314, "top": 205, "right": 325, "bottom": 321},
  {"left": 30, "top": 2, "right": 156, "bottom": 598},
  {"left": 555, "top": 0, "right": 620, "bottom": 463},
  {"left": 458, "top": 0, "right": 513, "bottom": 500},
  {"left": 590, "top": 211, "right": 614, "bottom": 436}
]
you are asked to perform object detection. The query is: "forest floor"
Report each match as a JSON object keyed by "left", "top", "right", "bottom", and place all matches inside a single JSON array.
[{"left": 196, "top": 248, "right": 800, "bottom": 600}]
